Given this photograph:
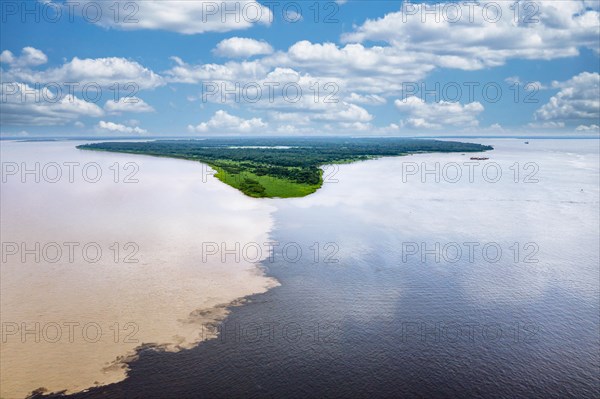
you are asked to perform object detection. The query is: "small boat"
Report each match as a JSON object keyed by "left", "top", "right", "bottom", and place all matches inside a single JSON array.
[{"left": 524, "top": 141, "right": 530, "bottom": 144}]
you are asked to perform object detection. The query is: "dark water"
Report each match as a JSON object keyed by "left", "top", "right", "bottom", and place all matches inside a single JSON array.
[
  {"left": 46, "top": 140, "right": 599, "bottom": 398},
  {"left": 48, "top": 238, "right": 599, "bottom": 398}
]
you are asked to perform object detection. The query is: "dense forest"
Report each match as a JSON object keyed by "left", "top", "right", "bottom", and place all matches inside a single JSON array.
[{"left": 77, "top": 137, "right": 493, "bottom": 198}]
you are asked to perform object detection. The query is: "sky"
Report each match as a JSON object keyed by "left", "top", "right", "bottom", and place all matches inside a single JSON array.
[{"left": 0, "top": 0, "right": 599, "bottom": 137}]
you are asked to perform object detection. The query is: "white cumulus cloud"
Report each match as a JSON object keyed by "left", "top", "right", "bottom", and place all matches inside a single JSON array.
[
  {"left": 394, "top": 97, "right": 484, "bottom": 129},
  {"left": 0, "top": 47, "right": 48, "bottom": 67},
  {"left": 0, "top": 82, "right": 104, "bottom": 126},
  {"left": 214, "top": 37, "right": 273, "bottom": 58},
  {"left": 77, "top": 0, "right": 272, "bottom": 34},
  {"left": 97, "top": 120, "right": 148, "bottom": 134},
  {"left": 575, "top": 124, "right": 600, "bottom": 132},
  {"left": 345, "top": 93, "right": 387, "bottom": 105},
  {"left": 5, "top": 56, "right": 164, "bottom": 89},
  {"left": 534, "top": 72, "right": 600, "bottom": 123},
  {"left": 104, "top": 97, "right": 155, "bottom": 113},
  {"left": 188, "top": 110, "right": 267, "bottom": 133},
  {"left": 342, "top": 1, "right": 599, "bottom": 69}
]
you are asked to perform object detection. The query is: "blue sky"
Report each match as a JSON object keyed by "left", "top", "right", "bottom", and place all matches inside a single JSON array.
[{"left": 1, "top": 0, "right": 599, "bottom": 137}]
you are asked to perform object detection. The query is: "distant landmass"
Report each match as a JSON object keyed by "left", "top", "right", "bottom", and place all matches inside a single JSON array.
[{"left": 78, "top": 137, "right": 493, "bottom": 198}]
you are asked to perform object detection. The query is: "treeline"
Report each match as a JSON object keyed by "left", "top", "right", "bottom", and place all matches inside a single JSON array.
[
  {"left": 78, "top": 137, "right": 492, "bottom": 169},
  {"left": 77, "top": 137, "right": 492, "bottom": 192}
]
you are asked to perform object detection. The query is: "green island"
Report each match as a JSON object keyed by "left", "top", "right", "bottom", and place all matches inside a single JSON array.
[{"left": 77, "top": 137, "right": 493, "bottom": 198}]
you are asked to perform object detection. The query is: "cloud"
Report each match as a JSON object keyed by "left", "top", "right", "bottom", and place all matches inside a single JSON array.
[
  {"left": 0, "top": 47, "right": 48, "bottom": 67},
  {"left": 8, "top": 1, "right": 595, "bottom": 135},
  {"left": 527, "top": 121, "right": 566, "bottom": 129},
  {"left": 163, "top": 1, "right": 598, "bottom": 104},
  {"left": 313, "top": 103, "right": 373, "bottom": 122},
  {"left": 5, "top": 56, "right": 164, "bottom": 89},
  {"left": 534, "top": 72, "right": 600, "bottom": 122},
  {"left": 77, "top": 0, "right": 272, "bottom": 34},
  {"left": 168, "top": 63, "right": 372, "bottom": 126},
  {"left": 277, "top": 41, "right": 433, "bottom": 91},
  {"left": 165, "top": 1, "right": 600, "bottom": 109},
  {"left": 263, "top": 102, "right": 372, "bottom": 127},
  {"left": 339, "top": 121, "right": 372, "bottom": 131},
  {"left": 163, "top": 0, "right": 597, "bottom": 111},
  {"left": 0, "top": 82, "right": 104, "bottom": 125},
  {"left": 188, "top": 110, "right": 267, "bottom": 133},
  {"left": 164, "top": 56, "right": 268, "bottom": 84},
  {"left": 505, "top": 76, "right": 548, "bottom": 90},
  {"left": 97, "top": 120, "right": 148, "bottom": 134},
  {"left": 284, "top": 9, "right": 302, "bottom": 22},
  {"left": 165, "top": 41, "right": 434, "bottom": 94},
  {"left": 345, "top": 93, "right": 387, "bottom": 105},
  {"left": 213, "top": 37, "right": 273, "bottom": 58},
  {"left": 575, "top": 124, "right": 600, "bottom": 132},
  {"left": 0, "top": 52, "right": 161, "bottom": 127},
  {"left": 394, "top": 96, "right": 484, "bottom": 129},
  {"left": 104, "top": 97, "right": 155, "bottom": 113},
  {"left": 342, "top": 1, "right": 599, "bottom": 69},
  {"left": 488, "top": 123, "right": 504, "bottom": 132}
]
